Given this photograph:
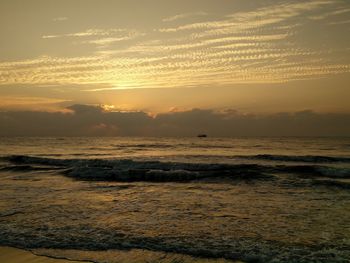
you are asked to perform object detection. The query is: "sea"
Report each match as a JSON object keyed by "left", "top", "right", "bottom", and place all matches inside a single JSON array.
[{"left": 0, "top": 137, "right": 349, "bottom": 263}]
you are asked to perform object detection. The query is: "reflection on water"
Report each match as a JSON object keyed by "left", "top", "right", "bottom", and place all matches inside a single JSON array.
[
  {"left": 1, "top": 136, "right": 350, "bottom": 162},
  {"left": 0, "top": 137, "right": 349, "bottom": 262}
]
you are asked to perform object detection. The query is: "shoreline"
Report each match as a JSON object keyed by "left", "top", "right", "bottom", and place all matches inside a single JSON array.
[
  {"left": 0, "top": 246, "right": 89, "bottom": 263},
  {"left": 0, "top": 246, "right": 244, "bottom": 263}
]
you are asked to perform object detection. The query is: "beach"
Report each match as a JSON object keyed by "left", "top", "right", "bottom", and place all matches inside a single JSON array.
[
  {"left": 0, "top": 246, "right": 243, "bottom": 263},
  {"left": 0, "top": 247, "right": 85, "bottom": 263}
]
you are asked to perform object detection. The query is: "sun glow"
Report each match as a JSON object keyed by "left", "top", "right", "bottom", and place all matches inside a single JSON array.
[{"left": 101, "top": 104, "right": 116, "bottom": 111}]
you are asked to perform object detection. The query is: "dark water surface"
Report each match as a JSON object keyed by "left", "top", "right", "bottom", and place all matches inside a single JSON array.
[{"left": 0, "top": 137, "right": 349, "bottom": 262}]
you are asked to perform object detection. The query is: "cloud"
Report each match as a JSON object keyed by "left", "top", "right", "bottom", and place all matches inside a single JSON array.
[
  {"left": 81, "top": 31, "right": 144, "bottom": 46},
  {"left": 162, "top": 12, "right": 208, "bottom": 22},
  {"left": 0, "top": 96, "right": 70, "bottom": 111},
  {"left": 42, "top": 28, "right": 144, "bottom": 48},
  {"left": 42, "top": 28, "right": 128, "bottom": 39},
  {"left": 158, "top": 1, "right": 335, "bottom": 33},
  {"left": 309, "top": 7, "right": 350, "bottom": 20},
  {"left": 1, "top": 0, "right": 349, "bottom": 89},
  {"left": 66, "top": 104, "right": 104, "bottom": 114},
  {"left": 0, "top": 105, "right": 349, "bottom": 137}
]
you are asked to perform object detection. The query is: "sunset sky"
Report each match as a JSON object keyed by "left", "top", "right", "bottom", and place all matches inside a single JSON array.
[
  {"left": 0, "top": 0, "right": 349, "bottom": 113},
  {"left": 0, "top": 0, "right": 350, "bottom": 136}
]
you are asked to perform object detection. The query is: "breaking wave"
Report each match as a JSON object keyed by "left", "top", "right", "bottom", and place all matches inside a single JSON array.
[{"left": 1, "top": 155, "right": 349, "bottom": 183}]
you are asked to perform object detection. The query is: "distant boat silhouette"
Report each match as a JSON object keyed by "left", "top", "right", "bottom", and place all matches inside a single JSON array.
[{"left": 197, "top": 134, "right": 207, "bottom": 138}]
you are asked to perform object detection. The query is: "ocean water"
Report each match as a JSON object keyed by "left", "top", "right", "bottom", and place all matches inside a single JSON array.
[{"left": 0, "top": 137, "right": 349, "bottom": 262}]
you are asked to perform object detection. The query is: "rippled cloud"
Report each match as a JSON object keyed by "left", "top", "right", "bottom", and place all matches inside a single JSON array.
[{"left": 0, "top": 0, "right": 349, "bottom": 90}]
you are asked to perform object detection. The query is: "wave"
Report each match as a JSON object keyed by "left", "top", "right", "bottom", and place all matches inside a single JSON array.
[
  {"left": 1, "top": 225, "right": 349, "bottom": 263},
  {"left": 239, "top": 154, "right": 350, "bottom": 163},
  {"left": 111, "top": 143, "right": 234, "bottom": 149},
  {"left": 0, "top": 164, "right": 64, "bottom": 172},
  {"left": 171, "top": 154, "right": 350, "bottom": 164},
  {"left": 113, "top": 143, "right": 175, "bottom": 149},
  {"left": 312, "top": 179, "right": 350, "bottom": 189},
  {"left": 5, "top": 153, "right": 350, "bottom": 164},
  {"left": 1, "top": 155, "right": 349, "bottom": 184}
]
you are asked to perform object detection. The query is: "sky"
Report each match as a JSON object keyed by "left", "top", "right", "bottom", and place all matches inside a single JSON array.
[{"left": 0, "top": 0, "right": 350, "bottom": 136}]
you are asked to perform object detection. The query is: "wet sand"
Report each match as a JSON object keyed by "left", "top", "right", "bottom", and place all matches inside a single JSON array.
[
  {"left": 1, "top": 246, "right": 243, "bottom": 263},
  {"left": 32, "top": 248, "right": 242, "bottom": 263},
  {"left": 0, "top": 247, "right": 86, "bottom": 263}
]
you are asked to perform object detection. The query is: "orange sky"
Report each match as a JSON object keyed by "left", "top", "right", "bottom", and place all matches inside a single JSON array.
[{"left": 0, "top": 0, "right": 349, "bottom": 114}]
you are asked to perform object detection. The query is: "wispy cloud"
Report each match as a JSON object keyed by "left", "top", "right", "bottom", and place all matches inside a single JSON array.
[
  {"left": 0, "top": 96, "right": 70, "bottom": 111},
  {"left": 42, "top": 28, "right": 127, "bottom": 39},
  {"left": 42, "top": 28, "right": 142, "bottom": 47},
  {"left": 159, "top": 1, "right": 335, "bottom": 33},
  {"left": 162, "top": 11, "right": 208, "bottom": 22},
  {"left": 309, "top": 7, "right": 350, "bottom": 20},
  {"left": 85, "top": 37, "right": 135, "bottom": 46},
  {"left": 83, "top": 31, "right": 144, "bottom": 47},
  {"left": 1, "top": 0, "right": 349, "bottom": 90}
]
